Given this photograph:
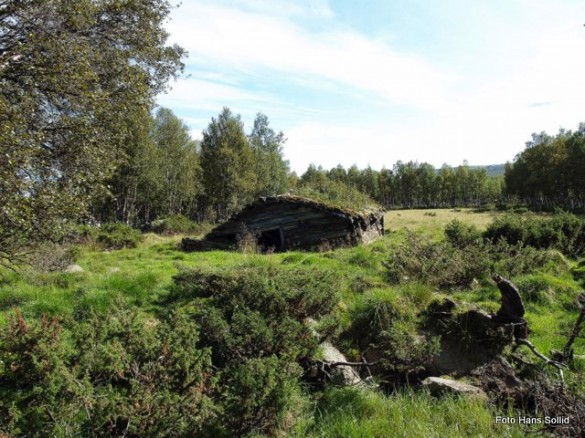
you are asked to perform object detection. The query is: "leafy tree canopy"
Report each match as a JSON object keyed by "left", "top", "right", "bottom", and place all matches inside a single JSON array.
[{"left": 0, "top": 0, "right": 185, "bottom": 266}]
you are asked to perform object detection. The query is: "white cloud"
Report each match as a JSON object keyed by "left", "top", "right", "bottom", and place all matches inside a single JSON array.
[
  {"left": 233, "top": 0, "right": 333, "bottom": 19},
  {"left": 165, "top": 2, "right": 450, "bottom": 111},
  {"left": 160, "top": 0, "right": 585, "bottom": 173},
  {"left": 158, "top": 76, "right": 279, "bottom": 112}
]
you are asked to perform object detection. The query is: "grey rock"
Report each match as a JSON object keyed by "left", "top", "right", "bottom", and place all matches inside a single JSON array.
[
  {"left": 423, "top": 377, "right": 487, "bottom": 399},
  {"left": 64, "top": 264, "right": 84, "bottom": 273},
  {"left": 320, "top": 341, "right": 362, "bottom": 386}
]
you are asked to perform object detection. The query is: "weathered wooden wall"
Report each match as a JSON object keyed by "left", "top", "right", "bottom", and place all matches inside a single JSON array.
[{"left": 182, "top": 196, "right": 384, "bottom": 252}]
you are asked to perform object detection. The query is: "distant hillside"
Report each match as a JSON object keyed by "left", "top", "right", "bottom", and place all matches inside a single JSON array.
[
  {"left": 436, "top": 164, "right": 505, "bottom": 177},
  {"left": 470, "top": 164, "right": 506, "bottom": 177}
]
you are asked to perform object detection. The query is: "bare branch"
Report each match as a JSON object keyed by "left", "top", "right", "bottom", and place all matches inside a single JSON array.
[{"left": 517, "top": 339, "right": 567, "bottom": 386}]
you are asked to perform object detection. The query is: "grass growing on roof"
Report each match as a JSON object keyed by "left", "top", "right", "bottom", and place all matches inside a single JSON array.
[{"left": 294, "top": 179, "right": 381, "bottom": 213}]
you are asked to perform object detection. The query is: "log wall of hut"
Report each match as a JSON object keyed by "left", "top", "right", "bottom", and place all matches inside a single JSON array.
[{"left": 192, "top": 196, "right": 384, "bottom": 252}]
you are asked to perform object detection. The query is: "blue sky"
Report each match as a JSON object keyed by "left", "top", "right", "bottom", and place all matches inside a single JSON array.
[{"left": 157, "top": 0, "right": 585, "bottom": 174}]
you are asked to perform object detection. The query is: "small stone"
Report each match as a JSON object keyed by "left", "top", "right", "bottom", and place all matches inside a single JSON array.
[
  {"left": 64, "top": 264, "right": 84, "bottom": 273},
  {"left": 423, "top": 377, "right": 487, "bottom": 399}
]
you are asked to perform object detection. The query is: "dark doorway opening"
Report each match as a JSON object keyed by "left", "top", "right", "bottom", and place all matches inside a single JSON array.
[{"left": 257, "top": 228, "right": 284, "bottom": 252}]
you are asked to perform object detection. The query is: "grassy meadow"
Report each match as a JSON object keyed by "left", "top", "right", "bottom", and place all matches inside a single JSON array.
[
  {"left": 384, "top": 208, "right": 504, "bottom": 237},
  {"left": 1, "top": 209, "right": 584, "bottom": 437}
]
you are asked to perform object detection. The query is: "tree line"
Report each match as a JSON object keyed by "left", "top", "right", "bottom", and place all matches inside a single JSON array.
[
  {"left": 299, "top": 161, "right": 504, "bottom": 209},
  {"left": 92, "top": 107, "right": 290, "bottom": 226},
  {"left": 92, "top": 104, "right": 507, "bottom": 230},
  {"left": 504, "top": 125, "right": 585, "bottom": 211}
]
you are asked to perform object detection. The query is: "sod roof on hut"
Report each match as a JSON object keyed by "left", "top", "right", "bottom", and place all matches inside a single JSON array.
[{"left": 182, "top": 195, "right": 384, "bottom": 252}]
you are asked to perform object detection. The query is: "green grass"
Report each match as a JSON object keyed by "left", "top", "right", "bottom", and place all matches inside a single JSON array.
[
  {"left": 384, "top": 208, "right": 504, "bottom": 241},
  {"left": 2, "top": 210, "right": 582, "bottom": 358},
  {"left": 1, "top": 208, "right": 584, "bottom": 435},
  {"left": 291, "top": 387, "right": 526, "bottom": 438}
]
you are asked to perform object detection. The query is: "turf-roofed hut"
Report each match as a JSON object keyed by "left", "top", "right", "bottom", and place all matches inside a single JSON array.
[{"left": 182, "top": 195, "right": 385, "bottom": 252}]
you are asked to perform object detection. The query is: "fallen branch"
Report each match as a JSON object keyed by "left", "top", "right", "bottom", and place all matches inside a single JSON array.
[
  {"left": 327, "top": 360, "right": 379, "bottom": 368},
  {"left": 517, "top": 339, "right": 568, "bottom": 386},
  {"left": 311, "top": 358, "right": 379, "bottom": 384}
]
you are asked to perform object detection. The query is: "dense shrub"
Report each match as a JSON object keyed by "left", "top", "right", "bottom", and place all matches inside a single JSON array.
[
  {"left": 168, "top": 266, "right": 341, "bottom": 435},
  {"left": 68, "top": 224, "right": 99, "bottom": 245},
  {"left": 484, "top": 212, "right": 585, "bottom": 257},
  {"left": 0, "top": 306, "right": 216, "bottom": 437},
  {"left": 444, "top": 219, "right": 482, "bottom": 248},
  {"left": 213, "top": 357, "right": 303, "bottom": 436},
  {"left": 0, "top": 312, "right": 73, "bottom": 435},
  {"left": 67, "top": 223, "right": 143, "bottom": 250},
  {"left": 1, "top": 264, "right": 334, "bottom": 437},
  {"left": 150, "top": 215, "right": 208, "bottom": 235},
  {"left": 171, "top": 267, "right": 338, "bottom": 363},
  {"left": 385, "top": 231, "right": 561, "bottom": 290},
  {"left": 27, "top": 242, "right": 81, "bottom": 272},
  {"left": 342, "top": 292, "right": 440, "bottom": 380},
  {"left": 171, "top": 267, "right": 340, "bottom": 321},
  {"left": 96, "top": 223, "right": 142, "bottom": 249}
]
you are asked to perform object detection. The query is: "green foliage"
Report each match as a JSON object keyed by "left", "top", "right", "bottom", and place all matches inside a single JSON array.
[
  {"left": 94, "top": 107, "right": 202, "bottom": 226},
  {"left": 96, "top": 223, "right": 143, "bottom": 250},
  {"left": 1, "top": 210, "right": 584, "bottom": 436},
  {"left": 444, "top": 219, "right": 482, "bottom": 248},
  {"left": 0, "top": 305, "right": 215, "bottom": 437},
  {"left": 298, "top": 386, "right": 526, "bottom": 437},
  {"left": 150, "top": 215, "right": 202, "bottom": 235},
  {"left": 572, "top": 259, "right": 585, "bottom": 282},
  {"left": 249, "top": 113, "right": 290, "bottom": 197},
  {"left": 59, "top": 223, "right": 143, "bottom": 252},
  {"left": 0, "top": 0, "right": 185, "bottom": 268},
  {"left": 0, "top": 312, "right": 73, "bottom": 435},
  {"left": 484, "top": 211, "right": 585, "bottom": 257},
  {"left": 171, "top": 267, "right": 339, "bottom": 320},
  {"left": 214, "top": 357, "right": 302, "bottom": 436},
  {"left": 296, "top": 176, "right": 380, "bottom": 212},
  {"left": 343, "top": 290, "right": 440, "bottom": 378},
  {"left": 505, "top": 125, "right": 585, "bottom": 210},
  {"left": 27, "top": 243, "right": 81, "bottom": 272},
  {"left": 385, "top": 231, "right": 561, "bottom": 290},
  {"left": 167, "top": 266, "right": 340, "bottom": 436},
  {"left": 513, "top": 273, "right": 580, "bottom": 305},
  {"left": 200, "top": 108, "right": 257, "bottom": 221},
  {"left": 302, "top": 161, "right": 504, "bottom": 210},
  {"left": 151, "top": 108, "right": 202, "bottom": 218}
]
